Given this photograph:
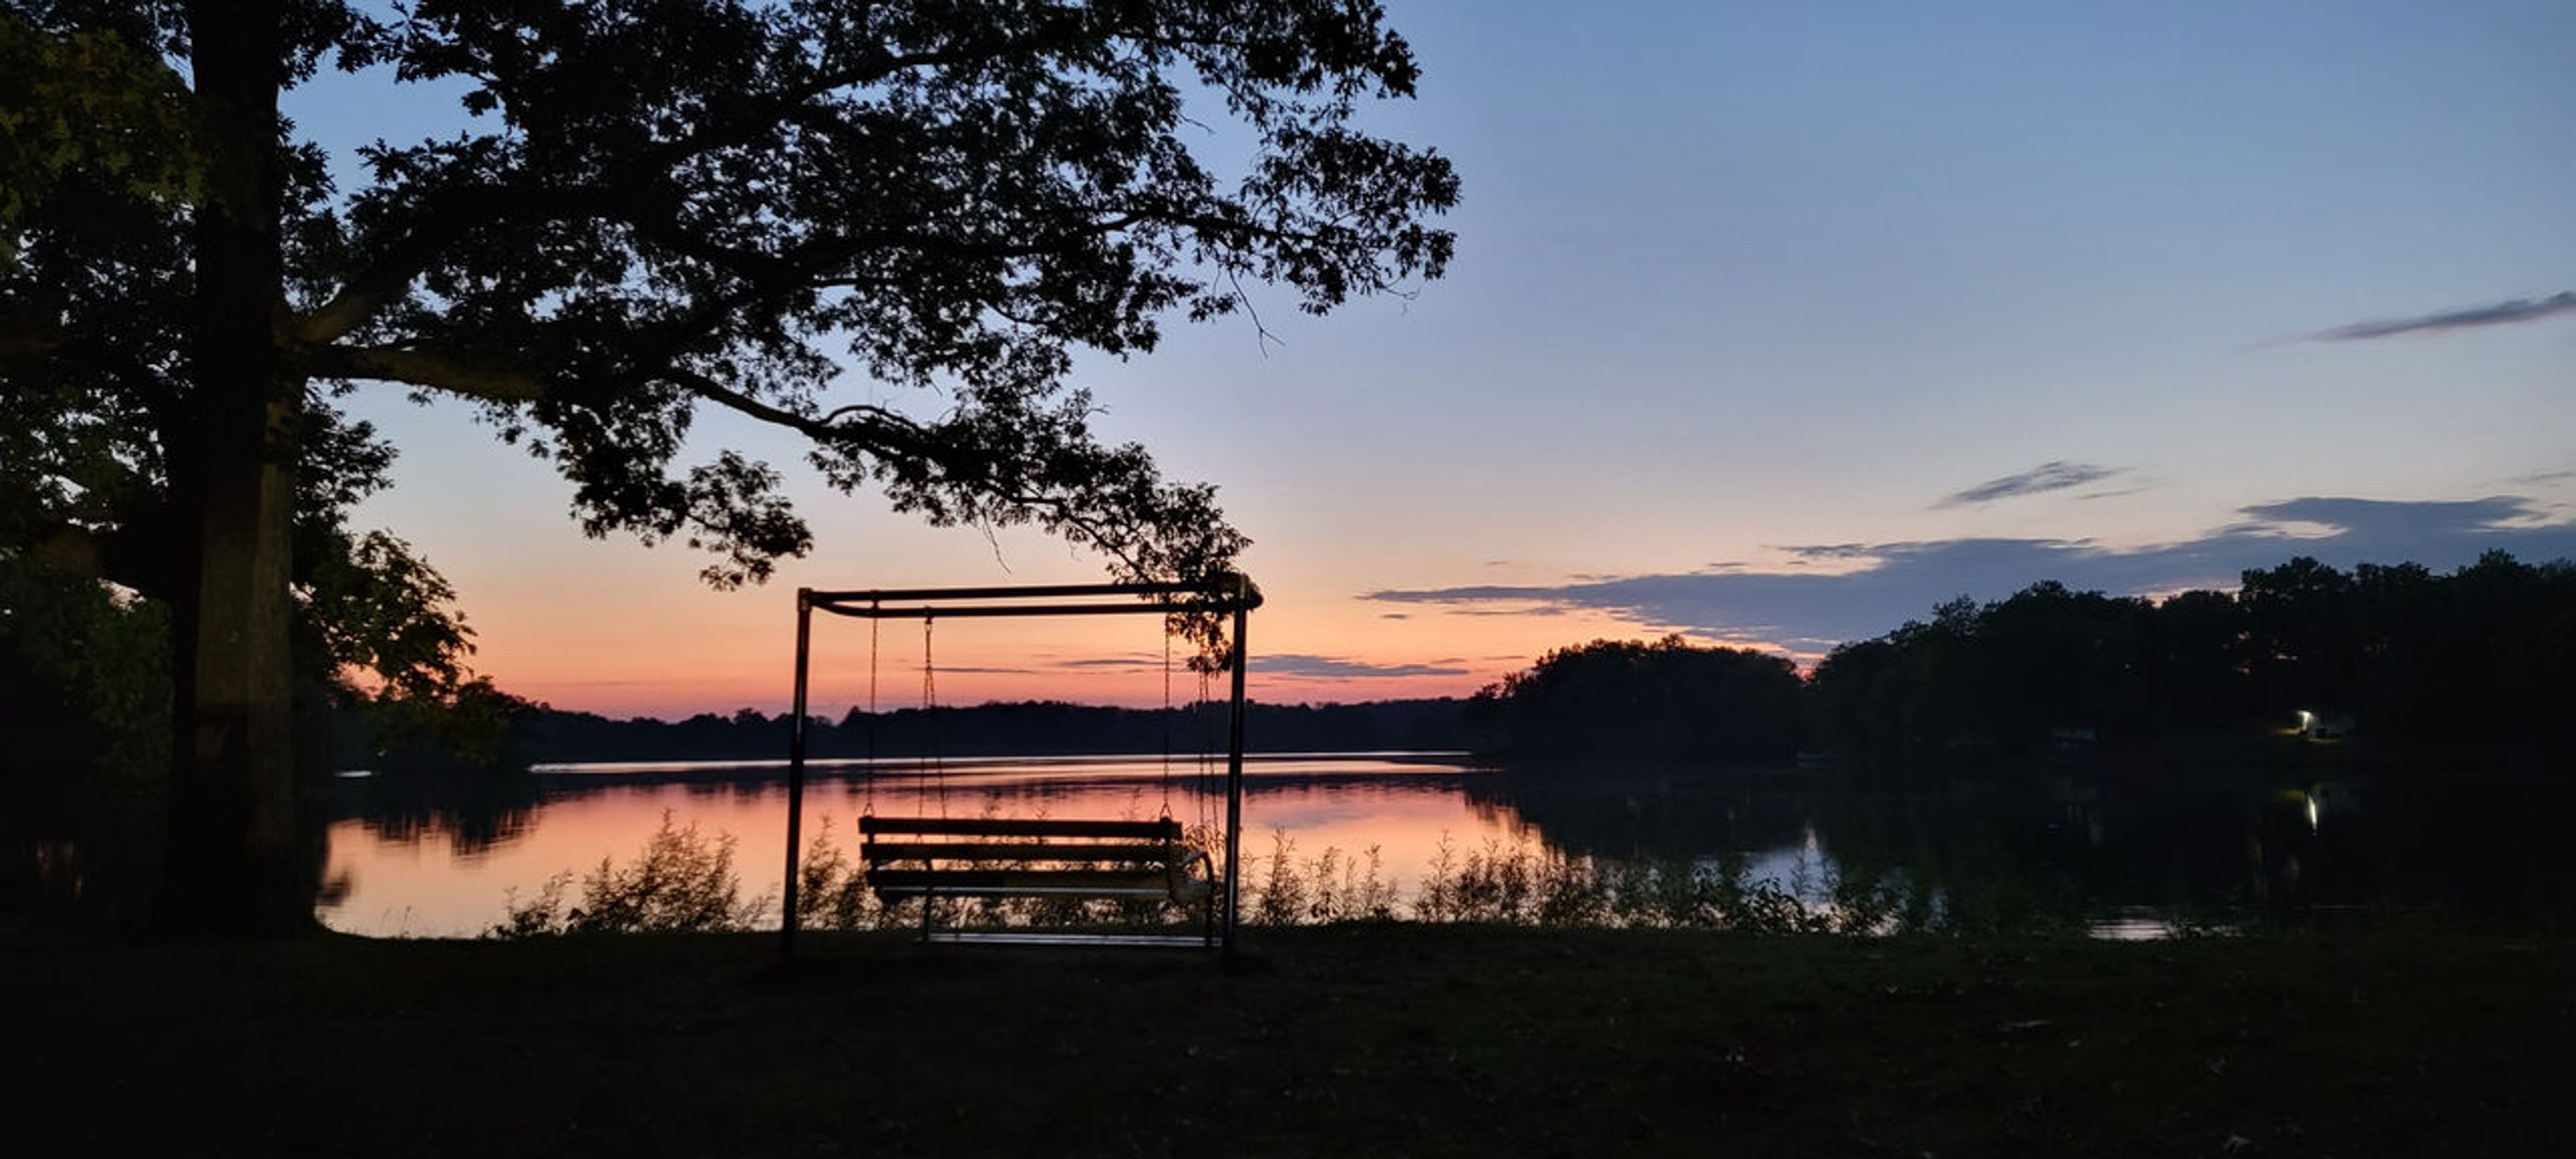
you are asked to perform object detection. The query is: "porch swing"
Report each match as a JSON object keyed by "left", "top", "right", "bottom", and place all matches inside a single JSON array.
[{"left": 778, "top": 575, "right": 1262, "bottom": 955}]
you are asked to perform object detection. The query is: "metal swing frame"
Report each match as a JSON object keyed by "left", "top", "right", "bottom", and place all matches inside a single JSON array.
[{"left": 779, "top": 574, "right": 1263, "bottom": 957}]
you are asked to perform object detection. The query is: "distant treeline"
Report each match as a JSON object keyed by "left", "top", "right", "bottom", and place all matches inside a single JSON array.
[
  {"left": 332, "top": 550, "right": 2575, "bottom": 779},
  {"left": 1809, "top": 552, "right": 2571, "bottom": 768},
  {"left": 1464, "top": 551, "right": 2573, "bottom": 777},
  {"left": 340, "top": 696, "right": 1470, "bottom": 772},
  {"left": 1464, "top": 637, "right": 1802, "bottom": 766}
]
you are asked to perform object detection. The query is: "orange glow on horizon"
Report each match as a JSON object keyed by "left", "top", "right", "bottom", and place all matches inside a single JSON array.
[
  {"left": 486, "top": 609, "right": 1813, "bottom": 718},
  {"left": 427, "top": 520, "right": 1813, "bottom": 720},
  {"left": 452, "top": 572, "right": 1786, "bottom": 718}
]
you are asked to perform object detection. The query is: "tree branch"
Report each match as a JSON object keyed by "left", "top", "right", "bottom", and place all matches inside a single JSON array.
[
  {"left": 304, "top": 343, "right": 547, "bottom": 402},
  {"left": 294, "top": 181, "right": 624, "bottom": 345},
  {"left": 663, "top": 366, "right": 1155, "bottom": 579},
  {"left": 667, "top": 366, "right": 927, "bottom": 457}
]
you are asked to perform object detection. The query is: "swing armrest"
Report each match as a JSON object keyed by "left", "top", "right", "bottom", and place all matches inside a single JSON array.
[{"left": 1168, "top": 846, "right": 1216, "bottom": 901}]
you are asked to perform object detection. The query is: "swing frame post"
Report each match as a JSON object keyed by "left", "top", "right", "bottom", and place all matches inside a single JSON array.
[
  {"left": 782, "top": 588, "right": 814, "bottom": 962},
  {"left": 1223, "top": 597, "right": 1250, "bottom": 956},
  {"left": 778, "top": 574, "right": 1264, "bottom": 959}
]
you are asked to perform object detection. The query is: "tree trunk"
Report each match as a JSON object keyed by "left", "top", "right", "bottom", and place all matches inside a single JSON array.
[{"left": 159, "top": 0, "right": 309, "bottom": 936}]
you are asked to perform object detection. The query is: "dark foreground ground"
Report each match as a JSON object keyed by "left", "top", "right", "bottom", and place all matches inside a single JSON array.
[{"left": 11, "top": 923, "right": 2567, "bottom": 1156}]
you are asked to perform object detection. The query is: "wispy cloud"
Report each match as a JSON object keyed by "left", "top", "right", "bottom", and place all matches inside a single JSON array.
[
  {"left": 1250, "top": 654, "right": 1472, "bottom": 679},
  {"left": 2233, "top": 495, "right": 2545, "bottom": 535},
  {"left": 1940, "top": 461, "right": 2123, "bottom": 507},
  {"left": 2269, "top": 291, "right": 2576, "bottom": 345},
  {"left": 1366, "top": 496, "right": 2576, "bottom": 651},
  {"left": 1053, "top": 654, "right": 1159, "bottom": 671}
]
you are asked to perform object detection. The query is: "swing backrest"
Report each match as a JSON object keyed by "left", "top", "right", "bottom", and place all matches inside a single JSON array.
[{"left": 857, "top": 815, "right": 1211, "bottom": 903}]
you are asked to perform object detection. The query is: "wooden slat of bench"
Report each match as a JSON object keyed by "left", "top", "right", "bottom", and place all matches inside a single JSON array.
[
  {"left": 867, "top": 868, "right": 1185, "bottom": 896},
  {"left": 861, "top": 840, "right": 1187, "bottom": 865},
  {"left": 859, "top": 816, "right": 1182, "bottom": 840},
  {"left": 922, "top": 931, "right": 1216, "bottom": 948}
]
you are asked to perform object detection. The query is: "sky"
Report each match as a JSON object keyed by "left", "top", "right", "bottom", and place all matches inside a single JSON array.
[{"left": 298, "top": 1, "right": 2576, "bottom": 719}]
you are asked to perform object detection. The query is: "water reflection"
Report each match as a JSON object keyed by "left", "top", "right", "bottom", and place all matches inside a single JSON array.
[
  {"left": 333, "top": 769, "right": 544, "bottom": 858},
  {"left": 316, "top": 755, "right": 2569, "bottom": 938},
  {"left": 319, "top": 755, "right": 1495, "bottom": 936}
]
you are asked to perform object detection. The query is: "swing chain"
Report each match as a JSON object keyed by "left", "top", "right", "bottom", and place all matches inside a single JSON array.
[
  {"left": 1159, "top": 628, "right": 1174, "bottom": 820},
  {"left": 1197, "top": 665, "right": 1219, "bottom": 834},
  {"left": 863, "top": 600, "right": 881, "bottom": 818},
  {"left": 922, "top": 612, "right": 946, "bottom": 817}
]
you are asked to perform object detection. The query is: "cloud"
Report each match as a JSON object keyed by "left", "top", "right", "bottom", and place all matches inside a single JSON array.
[
  {"left": 2272, "top": 291, "right": 2576, "bottom": 345},
  {"left": 1452, "top": 604, "right": 1566, "bottom": 617},
  {"left": 2233, "top": 495, "right": 2542, "bottom": 537},
  {"left": 1052, "top": 655, "right": 1159, "bottom": 671},
  {"left": 1941, "top": 461, "right": 2123, "bottom": 507},
  {"left": 1365, "top": 496, "right": 2576, "bottom": 651},
  {"left": 1250, "top": 654, "right": 1473, "bottom": 679}
]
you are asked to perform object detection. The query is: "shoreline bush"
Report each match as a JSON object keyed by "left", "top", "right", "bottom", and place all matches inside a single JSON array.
[{"left": 496, "top": 815, "right": 2100, "bottom": 938}]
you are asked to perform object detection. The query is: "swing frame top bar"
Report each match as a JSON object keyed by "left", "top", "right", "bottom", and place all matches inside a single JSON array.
[
  {"left": 780, "top": 571, "right": 1261, "bottom": 958},
  {"left": 803, "top": 575, "right": 1264, "bottom": 620}
]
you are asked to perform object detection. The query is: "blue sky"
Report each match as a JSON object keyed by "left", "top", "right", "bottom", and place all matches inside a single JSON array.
[{"left": 308, "top": 1, "right": 2576, "bottom": 714}]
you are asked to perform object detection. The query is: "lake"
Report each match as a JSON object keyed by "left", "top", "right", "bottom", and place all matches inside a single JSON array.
[
  {"left": 316, "top": 753, "right": 2553, "bottom": 938},
  {"left": 321, "top": 753, "right": 1496, "bottom": 936}
]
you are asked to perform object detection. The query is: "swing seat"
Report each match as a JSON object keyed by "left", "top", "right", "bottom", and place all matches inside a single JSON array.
[{"left": 859, "top": 816, "right": 1218, "bottom": 946}]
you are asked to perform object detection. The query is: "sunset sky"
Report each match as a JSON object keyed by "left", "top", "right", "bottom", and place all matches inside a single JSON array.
[{"left": 301, "top": 1, "right": 2575, "bottom": 719}]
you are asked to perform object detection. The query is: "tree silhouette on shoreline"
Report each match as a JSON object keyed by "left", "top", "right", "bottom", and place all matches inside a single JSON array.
[{"left": 1807, "top": 553, "right": 2575, "bottom": 772}]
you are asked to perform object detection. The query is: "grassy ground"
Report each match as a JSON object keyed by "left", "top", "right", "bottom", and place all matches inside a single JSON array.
[{"left": 11, "top": 923, "right": 2567, "bottom": 1156}]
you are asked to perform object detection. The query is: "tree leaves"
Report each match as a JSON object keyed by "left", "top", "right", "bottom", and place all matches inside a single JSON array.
[
  {"left": 9, "top": 0, "right": 1457, "bottom": 702},
  {"left": 314, "top": 0, "right": 1455, "bottom": 592},
  {"left": 0, "top": 12, "right": 201, "bottom": 266}
]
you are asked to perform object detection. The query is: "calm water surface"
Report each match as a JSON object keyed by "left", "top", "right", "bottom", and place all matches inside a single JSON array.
[
  {"left": 321, "top": 755, "right": 1500, "bottom": 936},
  {"left": 317, "top": 753, "right": 2499, "bottom": 938}
]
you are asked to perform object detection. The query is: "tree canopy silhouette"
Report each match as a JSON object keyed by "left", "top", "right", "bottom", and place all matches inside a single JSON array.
[
  {"left": 1807, "top": 553, "right": 2576, "bottom": 775},
  {"left": 0, "top": 0, "right": 1457, "bottom": 934},
  {"left": 1468, "top": 637, "right": 1804, "bottom": 767}
]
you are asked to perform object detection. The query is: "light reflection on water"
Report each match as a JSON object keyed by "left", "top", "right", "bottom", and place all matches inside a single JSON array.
[
  {"left": 317, "top": 754, "right": 2392, "bottom": 939},
  {"left": 321, "top": 755, "right": 1522, "bottom": 938}
]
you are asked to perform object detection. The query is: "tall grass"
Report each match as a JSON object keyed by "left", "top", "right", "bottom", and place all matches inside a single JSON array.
[
  {"left": 1253, "top": 830, "right": 1978, "bottom": 934},
  {"left": 1246, "top": 830, "right": 1398, "bottom": 925},
  {"left": 492, "top": 810, "right": 770, "bottom": 936},
  {"left": 496, "top": 815, "right": 2029, "bottom": 938}
]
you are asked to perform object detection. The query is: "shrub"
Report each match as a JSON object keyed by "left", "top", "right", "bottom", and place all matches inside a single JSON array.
[{"left": 488, "top": 811, "right": 767, "bottom": 936}]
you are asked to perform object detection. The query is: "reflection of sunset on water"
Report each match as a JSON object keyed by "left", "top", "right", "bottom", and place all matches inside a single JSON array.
[
  {"left": 319, "top": 755, "right": 2488, "bottom": 940},
  {"left": 320, "top": 758, "right": 1521, "bottom": 938}
]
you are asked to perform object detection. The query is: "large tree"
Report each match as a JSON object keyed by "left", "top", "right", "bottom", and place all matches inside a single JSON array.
[{"left": 1, "top": 0, "right": 1458, "bottom": 935}]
